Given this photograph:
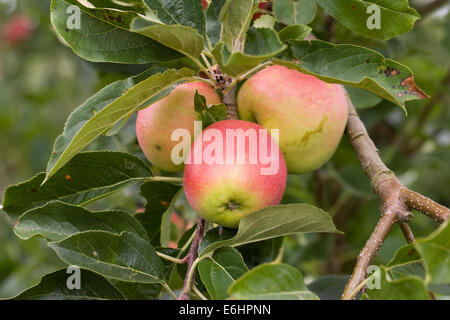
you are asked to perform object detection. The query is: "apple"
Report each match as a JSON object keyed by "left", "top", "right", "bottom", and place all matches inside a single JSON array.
[
  {"left": 253, "top": 1, "right": 272, "bottom": 20},
  {"left": 136, "top": 81, "right": 221, "bottom": 172},
  {"left": 201, "top": 0, "right": 209, "bottom": 10},
  {"left": 3, "top": 15, "right": 33, "bottom": 46},
  {"left": 183, "top": 119, "right": 287, "bottom": 228},
  {"left": 237, "top": 65, "right": 348, "bottom": 174}
]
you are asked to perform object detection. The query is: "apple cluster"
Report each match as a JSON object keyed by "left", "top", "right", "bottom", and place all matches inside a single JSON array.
[{"left": 136, "top": 65, "right": 348, "bottom": 228}]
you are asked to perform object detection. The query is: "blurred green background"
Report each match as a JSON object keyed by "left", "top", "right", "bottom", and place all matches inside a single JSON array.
[{"left": 0, "top": 0, "right": 448, "bottom": 299}]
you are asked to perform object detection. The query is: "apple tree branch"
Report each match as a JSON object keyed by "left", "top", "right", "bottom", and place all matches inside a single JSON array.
[{"left": 342, "top": 94, "right": 449, "bottom": 300}]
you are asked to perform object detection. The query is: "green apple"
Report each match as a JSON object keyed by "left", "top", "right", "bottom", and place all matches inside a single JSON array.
[
  {"left": 237, "top": 65, "right": 348, "bottom": 174},
  {"left": 136, "top": 81, "right": 221, "bottom": 172}
]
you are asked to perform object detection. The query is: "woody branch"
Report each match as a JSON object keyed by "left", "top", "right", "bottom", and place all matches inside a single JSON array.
[{"left": 342, "top": 94, "right": 449, "bottom": 300}]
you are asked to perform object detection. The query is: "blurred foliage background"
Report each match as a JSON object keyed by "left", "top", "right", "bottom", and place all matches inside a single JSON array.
[{"left": 0, "top": 0, "right": 448, "bottom": 299}]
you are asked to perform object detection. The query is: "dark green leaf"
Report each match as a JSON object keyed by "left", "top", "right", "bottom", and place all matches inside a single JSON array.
[
  {"left": 134, "top": 181, "right": 182, "bottom": 246},
  {"left": 315, "top": 0, "right": 420, "bottom": 40},
  {"left": 363, "top": 266, "right": 429, "bottom": 300},
  {"left": 15, "top": 201, "right": 148, "bottom": 242},
  {"left": 198, "top": 247, "right": 248, "bottom": 299},
  {"left": 275, "top": 40, "right": 429, "bottom": 110},
  {"left": 415, "top": 220, "right": 450, "bottom": 287},
  {"left": 308, "top": 275, "right": 350, "bottom": 300},
  {"left": 238, "top": 237, "right": 283, "bottom": 269},
  {"left": 199, "top": 203, "right": 341, "bottom": 257},
  {"left": 112, "top": 281, "right": 162, "bottom": 300},
  {"left": 213, "top": 27, "right": 286, "bottom": 77},
  {"left": 278, "top": 24, "right": 312, "bottom": 42},
  {"left": 205, "top": 0, "right": 227, "bottom": 47},
  {"left": 387, "top": 243, "right": 421, "bottom": 268},
  {"left": 12, "top": 269, "right": 124, "bottom": 300},
  {"left": 228, "top": 263, "right": 318, "bottom": 299},
  {"left": 194, "top": 91, "right": 227, "bottom": 128},
  {"left": 346, "top": 85, "right": 383, "bottom": 109},
  {"left": 50, "top": 0, "right": 181, "bottom": 64},
  {"left": 273, "top": 0, "right": 317, "bottom": 25},
  {"left": 2, "top": 151, "right": 151, "bottom": 219},
  {"left": 143, "top": 0, "right": 207, "bottom": 41},
  {"left": 49, "top": 231, "right": 165, "bottom": 283}
]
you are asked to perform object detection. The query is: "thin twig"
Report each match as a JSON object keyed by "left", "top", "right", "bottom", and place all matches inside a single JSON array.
[
  {"left": 156, "top": 252, "right": 186, "bottom": 264},
  {"left": 201, "top": 52, "right": 213, "bottom": 70},
  {"left": 162, "top": 283, "right": 178, "bottom": 300},
  {"left": 399, "top": 222, "right": 415, "bottom": 243},
  {"left": 178, "top": 217, "right": 206, "bottom": 300},
  {"left": 417, "top": 0, "right": 449, "bottom": 17},
  {"left": 193, "top": 283, "right": 208, "bottom": 300}
]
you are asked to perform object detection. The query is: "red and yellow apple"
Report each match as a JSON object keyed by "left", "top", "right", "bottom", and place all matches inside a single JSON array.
[
  {"left": 237, "top": 65, "right": 348, "bottom": 174},
  {"left": 136, "top": 81, "right": 221, "bottom": 172},
  {"left": 183, "top": 119, "right": 287, "bottom": 228}
]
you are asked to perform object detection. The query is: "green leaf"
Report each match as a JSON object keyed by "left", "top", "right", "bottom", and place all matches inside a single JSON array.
[
  {"left": 315, "top": 0, "right": 420, "bottom": 40},
  {"left": 2, "top": 151, "right": 152, "bottom": 219},
  {"left": 132, "top": 24, "right": 205, "bottom": 63},
  {"left": 194, "top": 91, "right": 227, "bottom": 128},
  {"left": 345, "top": 85, "right": 383, "bottom": 109},
  {"left": 278, "top": 24, "right": 312, "bottom": 42},
  {"left": 274, "top": 40, "right": 429, "bottom": 110},
  {"left": 198, "top": 247, "right": 249, "bottom": 299},
  {"left": 11, "top": 269, "right": 125, "bottom": 300},
  {"left": 199, "top": 203, "right": 341, "bottom": 257},
  {"left": 112, "top": 281, "right": 162, "bottom": 300},
  {"left": 415, "top": 220, "right": 450, "bottom": 287},
  {"left": 44, "top": 68, "right": 195, "bottom": 182},
  {"left": 205, "top": 0, "right": 227, "bottom": 47},
  {"left": 213, "top": 27, "right": 286, "bottom": 77},
  {"left": 253, "top": 15, "right": 275, "bottom": 29},
  {"left": 387, "top": 243, "right": 421, "bottom": 268},
  {"left": 82, "top": 0, "right": 146, "bottom": 13},
  {"left": 159, "top": 188, "right": 184, "bottom": 248},
  {"left": 50, "top": 0, "right": 182, "bottom": 64},
  {"left": 220, "top": 0, "right": 257, "bottom": 51},
  {"left": 14, "top": 201, "right": 148, "bottom": 242},
  {"left": 49, "top": 231, "right": 165, "bottom": 284},
  {"left": 142, "top": 0, "right": 207, "bottom": 41},
  {"left": 238, "top": 237, "right": 283, "bottom": 269},
  {"left": 228, "top": 263, "right": 318, "bottom": 300},
  {"left": 363, "top": 266, "right": 430, "bottom": 300},
  {"left": 273, "top": 0, "right": 317, "bottom": 25},
  {"left": 307, "top": 275, "right": 350, "bottom": 300},
  {"left": 134, "top": 181, "right": 182, "bottom": 246}
]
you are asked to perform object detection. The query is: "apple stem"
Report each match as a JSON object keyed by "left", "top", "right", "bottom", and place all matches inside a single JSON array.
[
  {"left": 223, "top": 82, "right": 239, "bottom": 120},
  {"left": 177, "top": 217, "right": 206, "bottom": 300}
]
